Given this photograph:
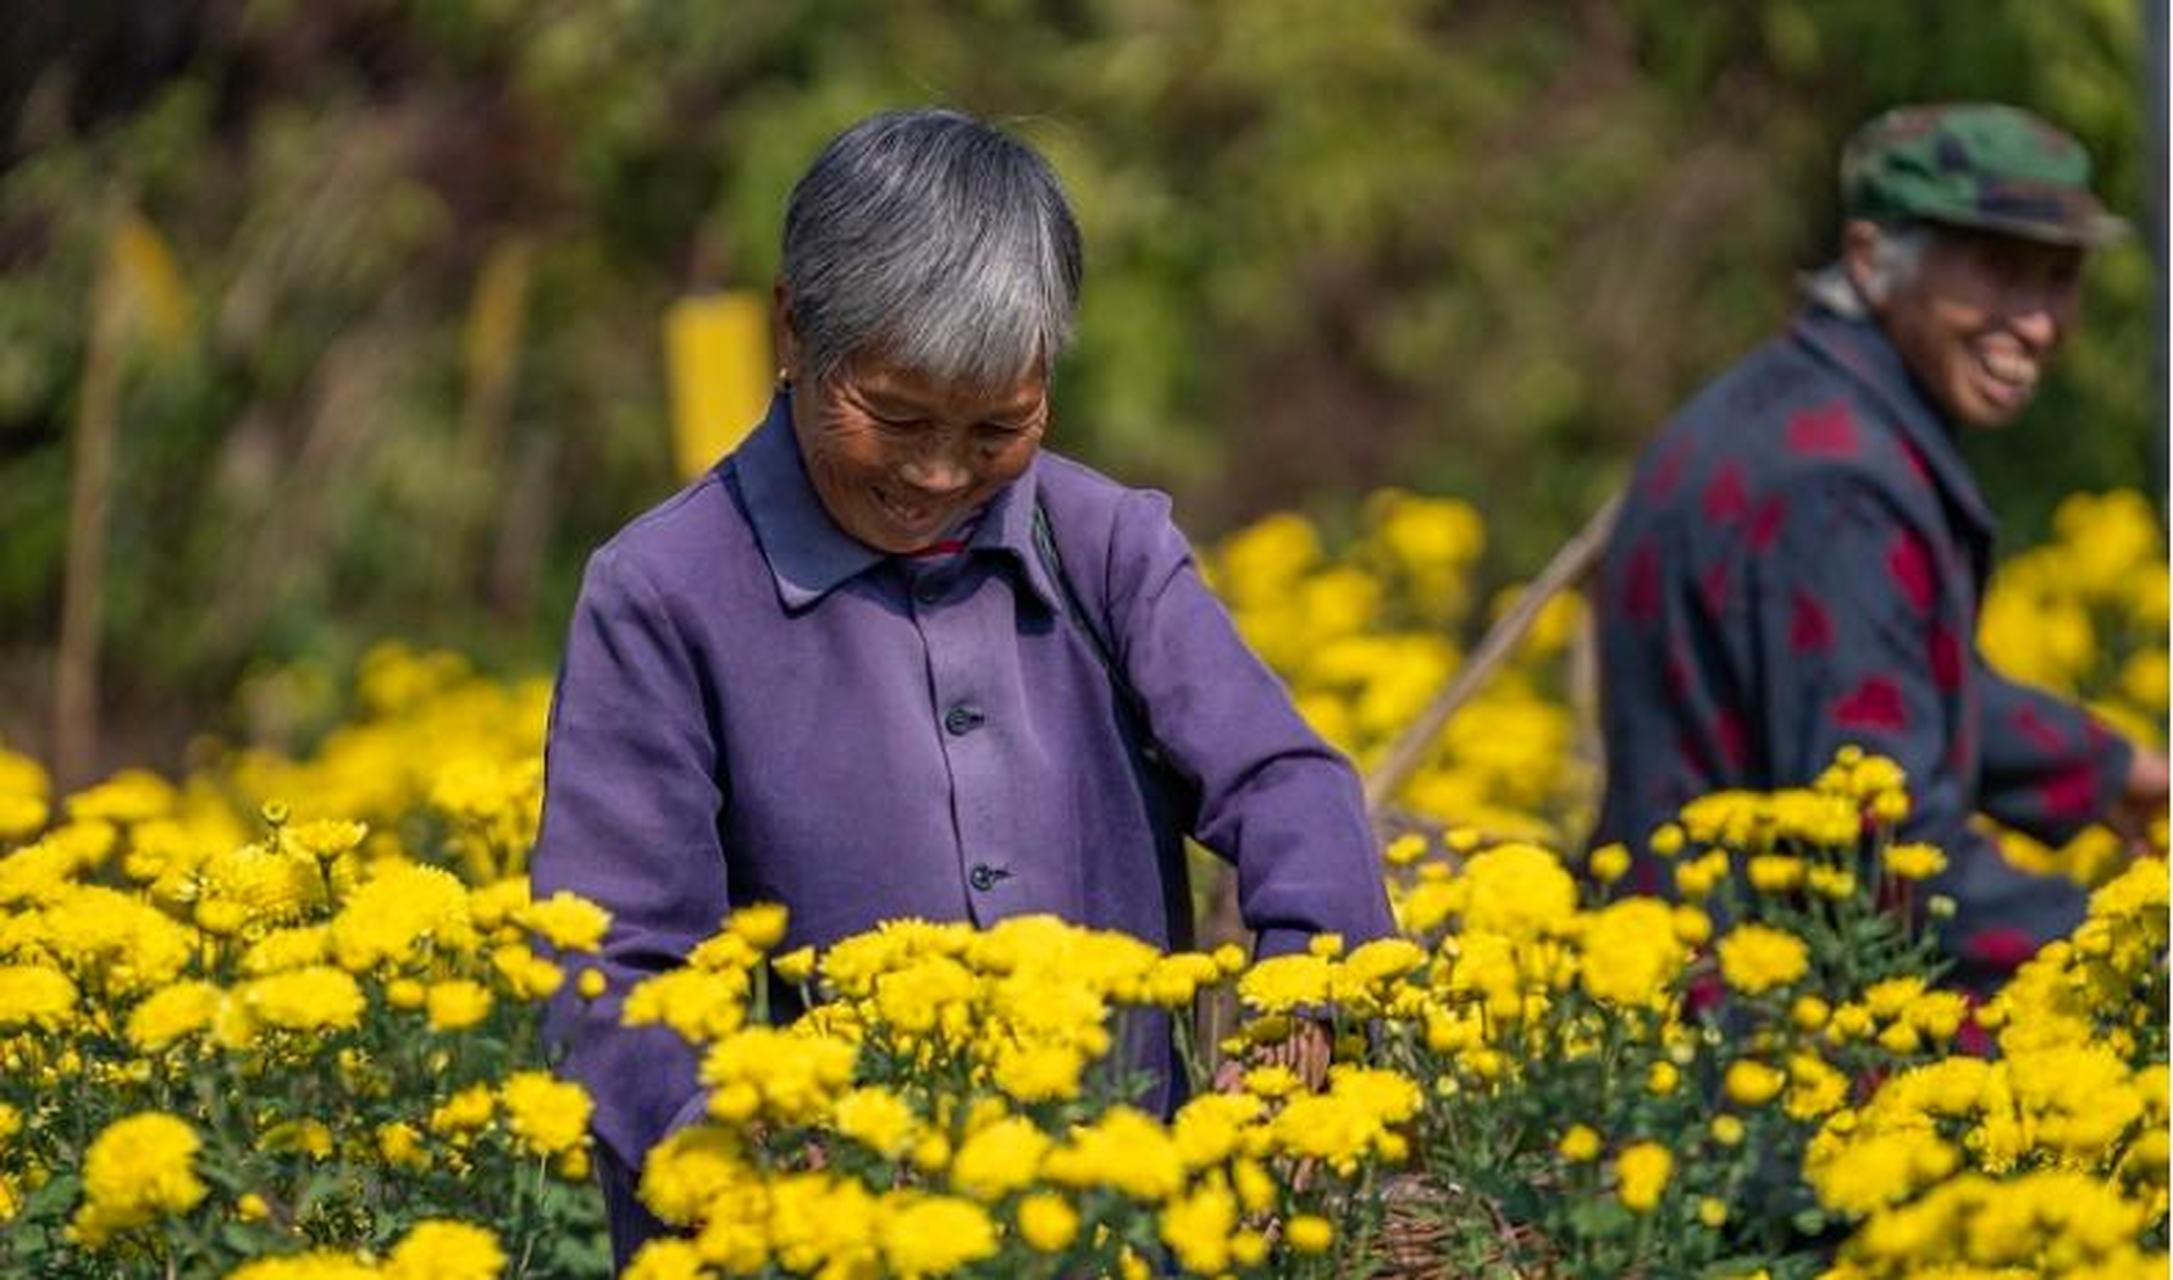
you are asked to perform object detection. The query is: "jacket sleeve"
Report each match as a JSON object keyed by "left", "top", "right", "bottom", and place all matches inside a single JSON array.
[
  {"left": 1972, "top": 661, "right": 2133, "bottom": 846},
  {"left": 531, "top": 546, "right": 729, "bottom": 1173},
  {"left": 1103, "top": 489, "right": 1396, "bottom": 958},
  {"left": 1746, "top": 476, "right": 2084, "bottom": 953}
]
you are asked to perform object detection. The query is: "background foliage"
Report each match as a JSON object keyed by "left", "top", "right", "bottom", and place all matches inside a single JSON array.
[{"left": 0, "top": 0, "right": 2159, "bottom": 770}]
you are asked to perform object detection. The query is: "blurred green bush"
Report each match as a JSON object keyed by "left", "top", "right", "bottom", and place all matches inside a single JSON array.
[{"left": 0, "top": 0, "right": 2156, "bottom": 761}]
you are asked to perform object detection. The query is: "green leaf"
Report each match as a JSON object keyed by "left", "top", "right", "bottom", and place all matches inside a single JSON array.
[
  {"left": 1564, "top": 1196, "right": 1635, "bottom": 1239},
  {"left": 221, "top": 1220, "right": 274, "bottom": 1254},
  {"left": 18, "top": 1171, "right": 81, "bottom": 1223}
]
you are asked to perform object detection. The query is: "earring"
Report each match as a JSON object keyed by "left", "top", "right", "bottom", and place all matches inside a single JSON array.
[{"left": 775, "top": 367, "right": 792, "bottom": 391}]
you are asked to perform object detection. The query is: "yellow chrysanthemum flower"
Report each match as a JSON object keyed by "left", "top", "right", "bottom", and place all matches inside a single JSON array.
[
  {"left": 385, "top": 1219, "right": 505, "bottom": 1280},
  {"left": 1614, "top": 1141, "right": 1672, "bottom": 1213},
  {"left": 425, "top": 979, "right": 493, "bottom": 1032},
  {"left": 1015, "top": 1192, "right": 1078, "bottom": 1252},
  {"left": 73, "top": 1111, "right": 206, "bottom": 1247},
  {"left": 500, "top": 1071, "right": 592, "bottom": 1157},
  {"left": 1717, "top": 924, "right": 1810, "bottom": 996},
  {"left": 875, "top": 1192, "right": 997, "bottom": 1278}
]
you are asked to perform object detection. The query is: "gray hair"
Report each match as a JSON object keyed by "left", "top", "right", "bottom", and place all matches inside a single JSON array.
[
  {"left": 781, "top": 109, "right": 1083, "bottom": 390},
  {"left": 1801, "top": 221, "right": 1934, "bottom": 318}
]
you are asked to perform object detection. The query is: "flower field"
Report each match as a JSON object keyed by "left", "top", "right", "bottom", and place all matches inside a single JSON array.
[{"left": 0, "top": 491, "right": 2163, "bottom": 1278}]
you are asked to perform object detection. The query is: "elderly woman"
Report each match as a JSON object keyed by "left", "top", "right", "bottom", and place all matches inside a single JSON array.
[{"left": 530, "top": 108, "right": 1395, "bottom": 1265}]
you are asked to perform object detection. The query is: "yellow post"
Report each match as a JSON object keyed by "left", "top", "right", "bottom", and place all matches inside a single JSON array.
[
  {"left": 461, "top": 236, "right": 535, "bottom": 467},
  {"left": 663, "top": 291, "right": 772, "bottom": 480}
]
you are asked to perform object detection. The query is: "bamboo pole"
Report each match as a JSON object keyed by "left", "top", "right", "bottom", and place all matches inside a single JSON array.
[
  {"left": 1568, "top": 567, "right": 1605, "bottom": 782},
  {"left": 54, "top": 213, "right": 132, "bottom": 789},
  {"left": 1362, "top": 490, "right": 1624, "bottom": 814}
]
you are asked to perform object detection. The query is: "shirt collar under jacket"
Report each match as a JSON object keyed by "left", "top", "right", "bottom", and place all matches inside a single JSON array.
[
  {"left": 1789, "top": 305, "right": 1998, "bottom": 544},
  {"left": 732, "top": 390, "right": 1064, "bottom": 615}
]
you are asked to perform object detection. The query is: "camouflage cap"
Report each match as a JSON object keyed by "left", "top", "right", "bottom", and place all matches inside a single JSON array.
[{"left": 1841, "top": 103, "right": 2126, "bottom": 247}]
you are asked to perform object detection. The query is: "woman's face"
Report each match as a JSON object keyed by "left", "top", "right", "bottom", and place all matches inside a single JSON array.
[
  {"left": 1861, "top": 225, "right": 2083, "bottom": 428},
  {"left": 783, "top": 330, "right": 1049, "bottom": 554}
]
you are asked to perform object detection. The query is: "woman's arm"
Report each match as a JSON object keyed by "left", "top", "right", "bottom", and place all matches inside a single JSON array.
[
  {"left": 531, "top": 546, "right": 730, "bottom": 1174},
  {"left": 1102, "top": 490, "right": 1397, "bottom": 958},
  {"left": 1973, "top": 664, "right": 2136, "bottom": 847}
]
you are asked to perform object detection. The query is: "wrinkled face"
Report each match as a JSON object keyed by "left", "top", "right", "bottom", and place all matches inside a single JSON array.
[
  {"left": 781, "top": 324, "right": 1048, "bottom": 553},
  {"left": 1872, "top": 227, "right": 2084, "bottom": 428}
]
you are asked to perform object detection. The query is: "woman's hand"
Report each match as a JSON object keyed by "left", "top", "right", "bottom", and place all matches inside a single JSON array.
[
  {"left": 1212, "top": 1017, "right": 1334, "bottom": 1093},
  {"left": 2111, "top": 747, "right": 2169, "bottom": 855}
]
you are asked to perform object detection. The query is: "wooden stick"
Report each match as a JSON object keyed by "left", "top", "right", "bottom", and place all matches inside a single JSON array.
[
  {"left": 1362, "top": 490, "right": 1625, "bottom": 813},
  {"left": 1568, "top": 573, "right": 1606, "bottom": 782},
  {"left": 54, "top": 208, "right": 131, "bottom": 789}
]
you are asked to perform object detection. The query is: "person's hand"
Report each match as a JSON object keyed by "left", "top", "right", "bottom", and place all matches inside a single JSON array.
[
  {"left": 1262, "top": 1017, "right": 1334, "bottom": 1091},
  {"left": 2109, "top": 747, "right": 2169, "bottom": 854},
  {"left": 1206, "top": 1019, "right": 1335, "bottom": 1199},
  {"left": 1212, "top": 1018, "right": 1334, "bottom": 1094}
]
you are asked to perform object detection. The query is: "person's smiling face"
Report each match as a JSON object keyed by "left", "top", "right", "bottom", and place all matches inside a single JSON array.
[
  {"left": 1869, "top": 225, "right": 2084, "bottom": 428},
  {"left": 783, "top": 332, "right": 1049, "bottom": 554}
]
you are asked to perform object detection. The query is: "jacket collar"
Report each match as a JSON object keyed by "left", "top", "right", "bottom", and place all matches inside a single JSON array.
[
  {"left": 1789, "top": 306, "right": 1998, "bottom": 543},
  {"left": 733, "top": 391, "right": 1062, "bottom": 614}
]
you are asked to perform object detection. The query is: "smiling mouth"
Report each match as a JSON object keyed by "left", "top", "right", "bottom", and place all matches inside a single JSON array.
[
  {"left": 1975, "top": 348, "right": 2038, "bottom": 405},
  {"left": 873, "top": 486, "right": 946, "bottom": 530}
]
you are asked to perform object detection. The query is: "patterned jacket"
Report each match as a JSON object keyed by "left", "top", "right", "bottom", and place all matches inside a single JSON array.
[{"left": 1591, "top": 305, "right": 2133, "bottom": 979}]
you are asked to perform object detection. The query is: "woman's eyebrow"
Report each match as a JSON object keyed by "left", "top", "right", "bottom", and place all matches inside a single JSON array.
[
  {"left": 854, "top": 387, "right": 936, "bottom": 419},
  {"left": 860, "top": 385, "right": 1043, "bottom": 424},
  {"left": 984, "top": 389, "right": 1047, "bottom": 421}
]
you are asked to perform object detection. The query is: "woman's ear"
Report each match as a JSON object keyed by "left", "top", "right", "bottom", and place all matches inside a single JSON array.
[
  {"left": 771, "top": 281, "right": 801, "bottom": 386},
  {"left": 1840, "top": 219, "right": 1888, "bottom": 311}
]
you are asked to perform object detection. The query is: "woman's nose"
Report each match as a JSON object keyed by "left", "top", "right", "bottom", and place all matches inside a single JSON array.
[
  {"left": 2007, "top": 274, "right": 2078, "bottom": 353},
  {"left": 2007, "top": 305, "right": 2059, "bottom": 354},
  {"left": 897, "top": 450, "right": 972, "bottom": 496}
]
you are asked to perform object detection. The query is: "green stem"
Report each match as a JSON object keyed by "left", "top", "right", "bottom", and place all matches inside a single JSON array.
[{"left": 1173, "top": 994, "right": 1208, "bottom": 1097}]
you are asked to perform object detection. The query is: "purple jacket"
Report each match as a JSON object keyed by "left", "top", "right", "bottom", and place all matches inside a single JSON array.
[
  {"left": 530, "top": 395, "right": 1394, "bottom": 1261},
  {"left": 1592, "top": 307, "right": 2132, "bottom": 981}
]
